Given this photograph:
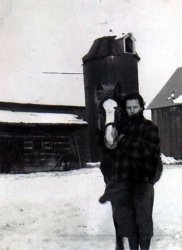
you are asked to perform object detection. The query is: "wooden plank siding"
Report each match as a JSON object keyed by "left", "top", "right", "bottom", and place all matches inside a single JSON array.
[
  {"left": 0, "top": 123, "right": 89, "bottom": 173},
  {"left": 176, "top": 107, "right": 182, "bottom": 158},
  {"left": 152, "top": 106, "right": 182, "bottom": 159}
]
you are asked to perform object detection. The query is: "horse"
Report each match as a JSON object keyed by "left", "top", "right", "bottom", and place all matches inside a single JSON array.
[
  {"left": 95, "top": 82, "right": 126, "bottom": 182},
  {"left": 95, "top": 83, "right": 126, "bottom": 250}
]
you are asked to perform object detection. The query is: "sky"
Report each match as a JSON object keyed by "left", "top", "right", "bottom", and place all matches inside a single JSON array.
[{"left": 0, "top": 0, "right": 182, "bottom": 108}]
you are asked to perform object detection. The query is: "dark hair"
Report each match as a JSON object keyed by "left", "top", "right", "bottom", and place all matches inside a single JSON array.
[{"left": 121, "top": 92, "right": 145, "bottom": 110}]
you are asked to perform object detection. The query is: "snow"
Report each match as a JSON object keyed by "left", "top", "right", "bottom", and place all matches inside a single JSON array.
[
  {"left": 0, "top": 110, "right": 87, "bottom": 124},
  {"left": 173, "top": 95, "right": 182, "bottom": 104},
  {"left": 167, "top": 92, "right": 175, "bottom": 100},
  {"left": 0, "top": 166, "right": 182, "bottom": 249},
  {"left": 161, "top": 153, "right": 182, "bottom": 165}
]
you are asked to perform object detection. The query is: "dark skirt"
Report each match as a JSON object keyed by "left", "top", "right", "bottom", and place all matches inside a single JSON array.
[{"left": 111, "top": 183, "right": 154, "bottom": 239}]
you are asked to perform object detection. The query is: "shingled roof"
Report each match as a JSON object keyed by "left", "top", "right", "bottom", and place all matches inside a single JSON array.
[{"left": 147, "top": 67, "right": 182, "bottom": 109}]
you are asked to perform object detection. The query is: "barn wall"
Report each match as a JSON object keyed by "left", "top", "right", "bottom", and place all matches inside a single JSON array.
[
  {"left": 176, "top": 106, "right": 182, "bottom": 158},
  {"left": 152, "top": 106, "right": 182, "bottom": 159},
  {"left": 0, "top": 123, "right": 89, "bottom": 173}
]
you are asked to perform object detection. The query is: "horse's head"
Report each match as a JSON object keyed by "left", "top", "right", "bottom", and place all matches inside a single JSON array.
[
  {"left": 95, "top": 82, "right": 121, "bottom": 105},
  {"left": 96, "top": 83, "right": 123, "bottom": 149}
]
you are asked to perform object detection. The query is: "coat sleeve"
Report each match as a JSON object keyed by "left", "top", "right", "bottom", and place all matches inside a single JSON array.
[
  {"left": 152, "top": 152, "right": 163, "bottom": 184},
  {"left": 119, "top": 125, "right": 160, "bottom": 159}
]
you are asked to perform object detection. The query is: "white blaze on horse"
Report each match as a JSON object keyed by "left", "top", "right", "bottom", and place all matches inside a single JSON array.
[{"left": 102, "top": 99, "right": 118, "bottom": 149}]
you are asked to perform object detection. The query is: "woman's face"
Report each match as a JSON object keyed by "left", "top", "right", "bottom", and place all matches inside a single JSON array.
[{"left": 126, "top": 99, "right": 142, "bottom": 117}]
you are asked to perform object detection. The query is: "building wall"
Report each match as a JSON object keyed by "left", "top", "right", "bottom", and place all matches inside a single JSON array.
[
  {"left": 0, "top": 123, "right": 89, "bottom": 173},
  {"left": 152, "top": 106, "right": 182, "bottom": 159}
]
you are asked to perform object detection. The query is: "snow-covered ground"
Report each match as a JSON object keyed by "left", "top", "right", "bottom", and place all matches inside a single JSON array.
[
  {"left": 161, "top": 154, "right": 182, "bottom": 165},
  {"left": 0, "top": 166, "right": 182, "bottom": 250}
]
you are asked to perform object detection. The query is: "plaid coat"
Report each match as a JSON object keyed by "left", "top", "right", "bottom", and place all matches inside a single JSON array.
[
  {"left": 113, "top": 111, "right": 163, "bottom": 184},
  {"left": 99, "top": 111, "right": 162, "bottom": 239}
]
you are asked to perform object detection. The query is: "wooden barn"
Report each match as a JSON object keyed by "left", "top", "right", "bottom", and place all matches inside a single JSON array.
[
  {"left": 0, "top": 74, "right": 90, "bottom": 173},
  {"left": 147, "top": 67, "right": 182, "bottom": 159}
]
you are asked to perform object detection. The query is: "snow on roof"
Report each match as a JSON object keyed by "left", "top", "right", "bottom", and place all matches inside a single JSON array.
[
  {"left": 173, "top": 95, "right": 182, "bottom": 104},
  {"left": 0, "top": 110, "right": 87, "bottom": 125},
  {"left": 118, "top": 32, "right": 136, "bottom": 41},
  {"left": 0, "top": 72, "right": 85, "bottom": 107}
]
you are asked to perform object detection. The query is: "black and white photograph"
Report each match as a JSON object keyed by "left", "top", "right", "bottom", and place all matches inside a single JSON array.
[{"left": 0, "top": 1, "right": 182, "bottom": 249}]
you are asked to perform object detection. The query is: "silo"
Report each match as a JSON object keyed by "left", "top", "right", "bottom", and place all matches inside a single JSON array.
[{"left": 82, "top": 33, "right": 140, "bottom": 161}]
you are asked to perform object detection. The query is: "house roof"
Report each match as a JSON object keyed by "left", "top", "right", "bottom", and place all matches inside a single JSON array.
[
  {"left": 0, "top": 110, "right": 87, "bottom": 125},
  {"left": 147, "top": 67, "right": 182, "bottom": 109},
  {"left": 0, "top": 72, "right": 85, "bottom": 107}
]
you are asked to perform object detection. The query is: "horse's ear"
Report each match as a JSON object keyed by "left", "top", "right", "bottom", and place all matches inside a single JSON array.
[
  {"left": 114, "top": 82, "right": 122, "bottom": 101},
  {"left": 95, "top": 83, "right": 104, "bottom": 106},
  {"left": 97, "top": 83, "right": 104, "bottom": 92}
]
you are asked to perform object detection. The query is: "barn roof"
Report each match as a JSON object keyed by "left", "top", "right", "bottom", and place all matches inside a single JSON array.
[
  {"left": 0, "top": 110, "right": 87, "bottom": 125},
  {"left": 147, "top": 67, "right": 182, "bottom": 109}
]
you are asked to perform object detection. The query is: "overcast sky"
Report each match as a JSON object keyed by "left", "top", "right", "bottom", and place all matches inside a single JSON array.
[{"left": 0, "top": 0, "right": 182, "bottom": 107}]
